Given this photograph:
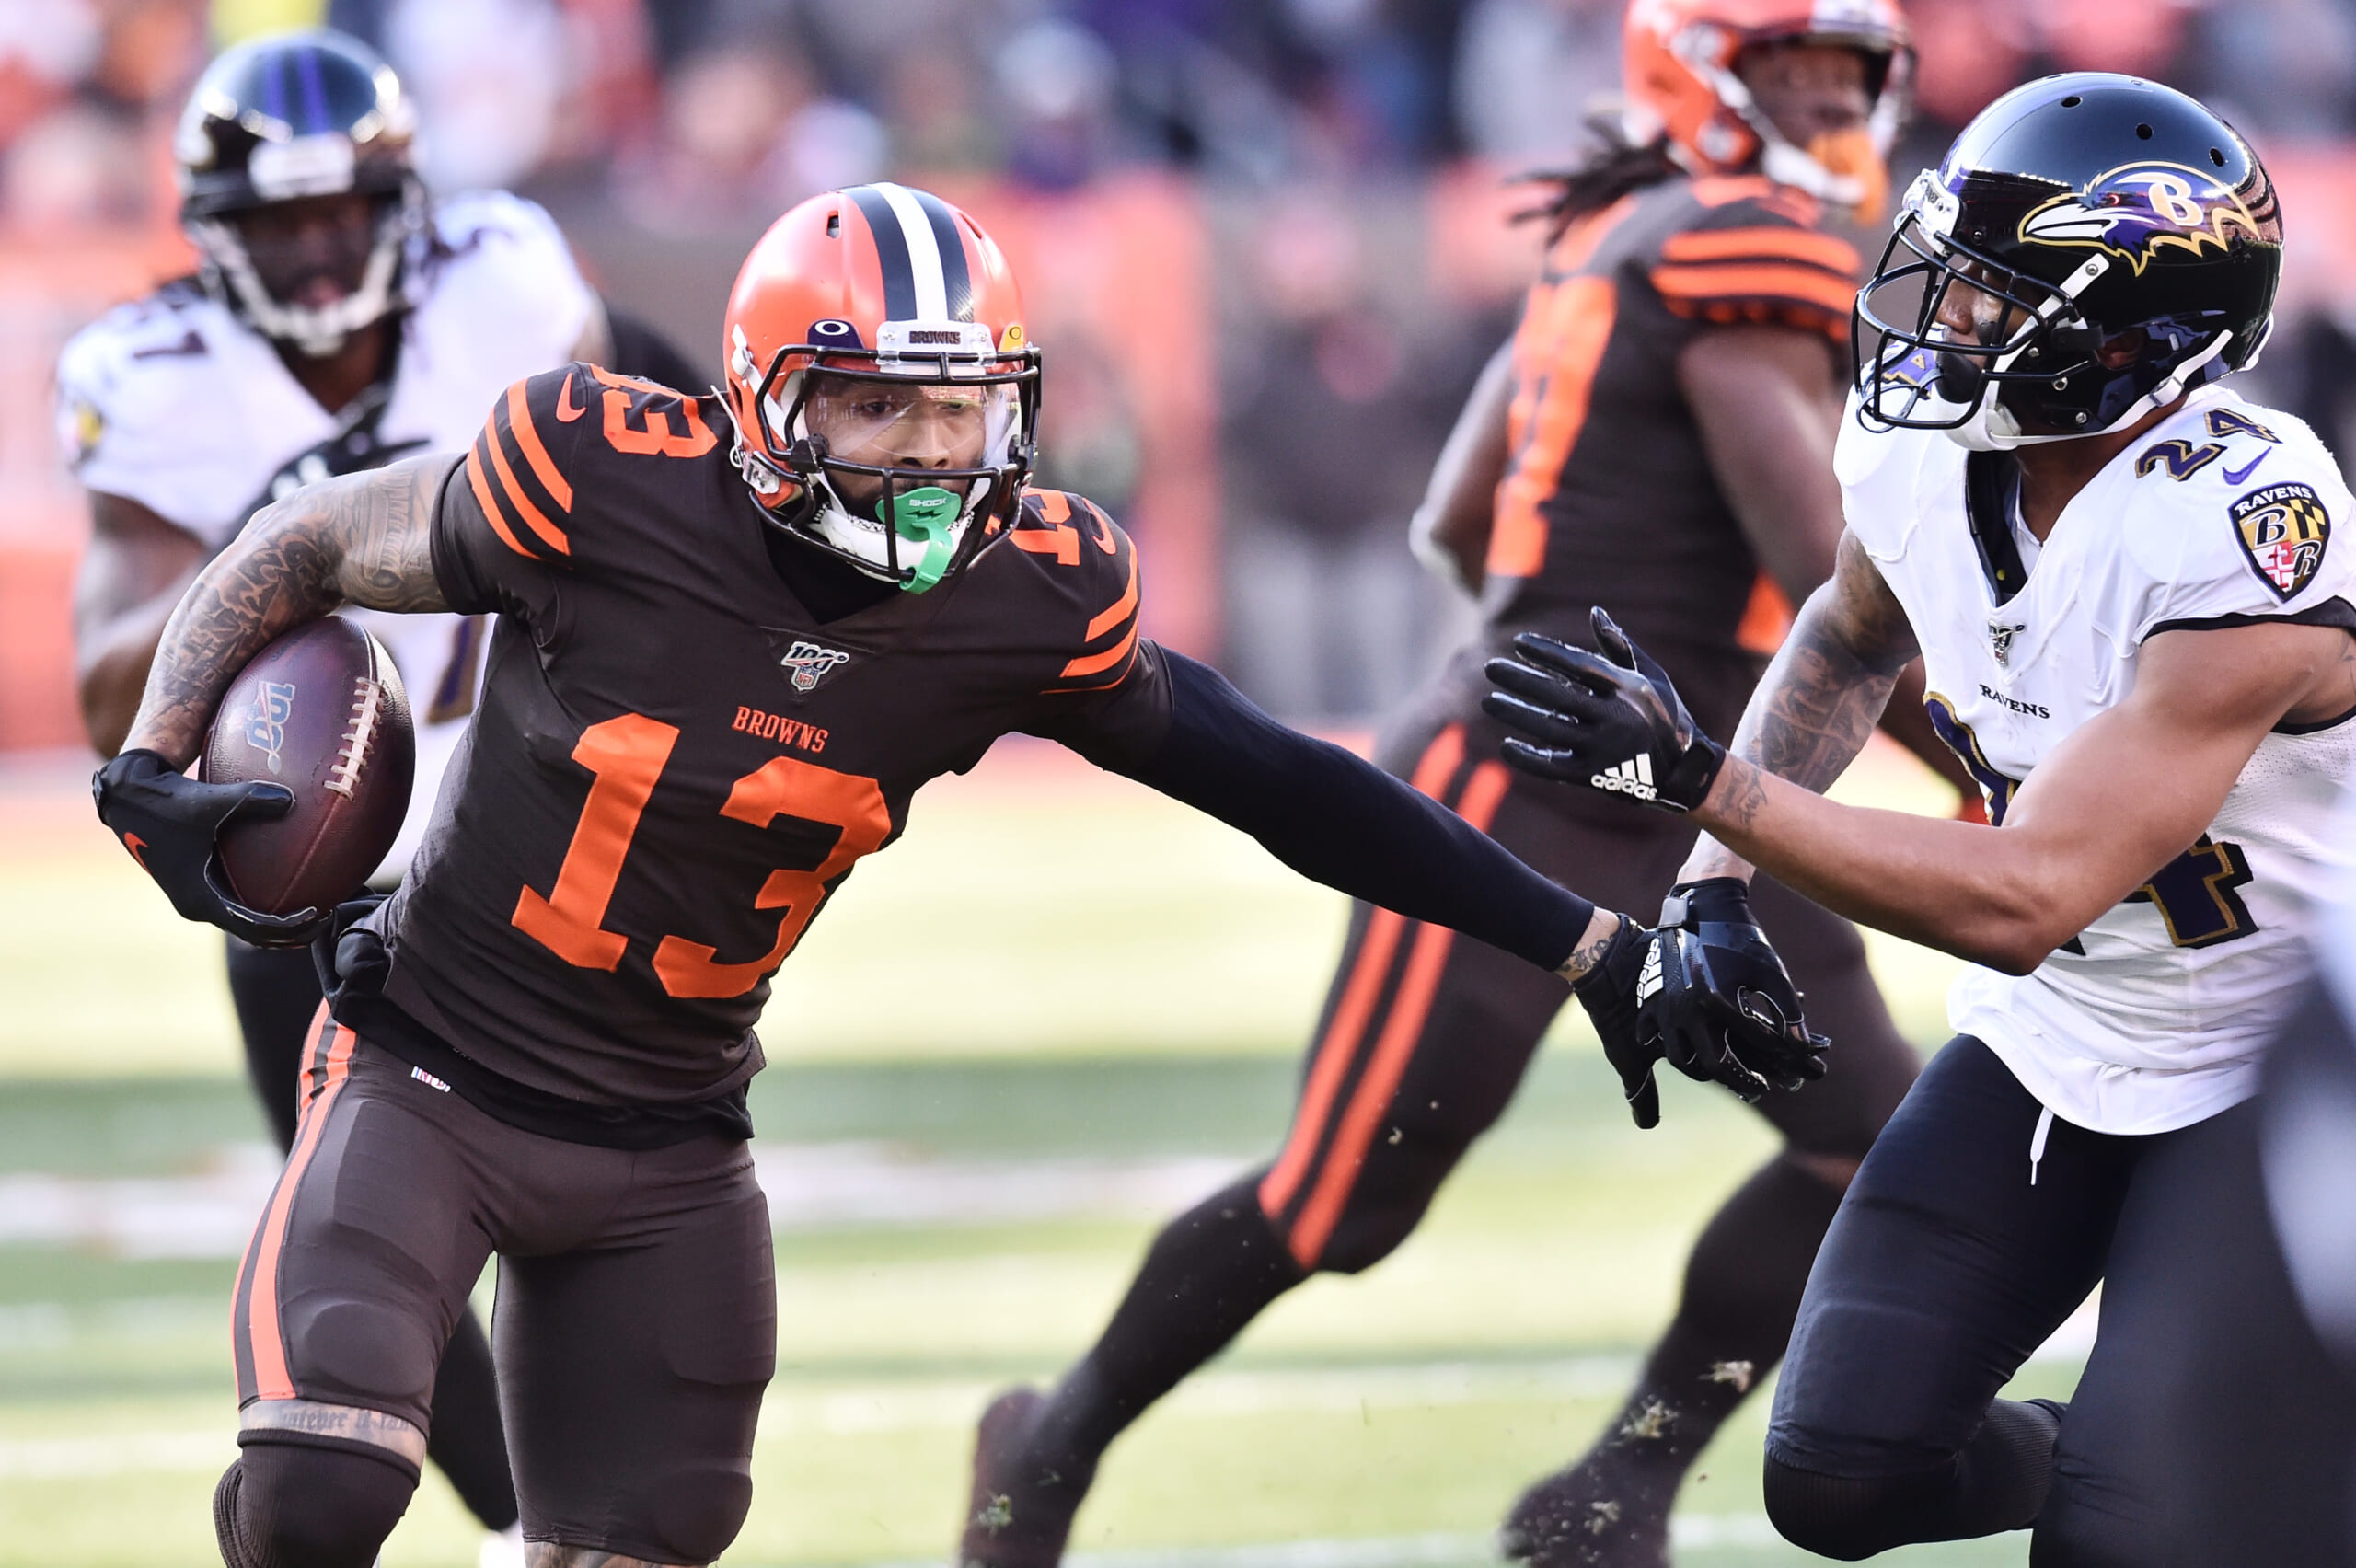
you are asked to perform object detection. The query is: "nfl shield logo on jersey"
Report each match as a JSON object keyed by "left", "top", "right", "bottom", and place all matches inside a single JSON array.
[
  {"left": 780, "top": 640, "right": 851, "bottom": 693},
  {"left": 1988, "top": 616, "right": 2025, "bottom": 669},
  {"left": 2230, "top": 482, "right": 2331, "bottom": 601}
]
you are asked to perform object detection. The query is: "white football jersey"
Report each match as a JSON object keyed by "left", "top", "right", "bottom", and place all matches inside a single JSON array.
[
  {"left": 1837, "top": 385, "right": 2356, "bottom": 1135},
  {"left": 56, "top": 190, "right": 595, "bottom": 877}
]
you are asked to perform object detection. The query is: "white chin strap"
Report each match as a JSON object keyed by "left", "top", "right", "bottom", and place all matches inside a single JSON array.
[
  {"left": 804, "top": 478, "right": 985, "bottom": 583},
  {"left": 191, "top": 211, "right": 407, "bottom": 359}
]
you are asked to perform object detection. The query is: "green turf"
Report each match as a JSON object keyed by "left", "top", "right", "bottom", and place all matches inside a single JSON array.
[
  {"left": 0, "top": 1052, "right": 2050, "bottom": 1567},
  {"left": 0, "top": 752, "right": 2006, "bottom": 1564}
]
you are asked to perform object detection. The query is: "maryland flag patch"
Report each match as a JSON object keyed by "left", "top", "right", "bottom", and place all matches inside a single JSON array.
[{"left": 2230, "top": 481, "right": 2330, "bottom": 601}]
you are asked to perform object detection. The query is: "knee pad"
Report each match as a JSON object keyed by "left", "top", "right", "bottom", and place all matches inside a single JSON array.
[
  {"left": 1764, "top": 1400, "right": 2061, "bottom": 1562},
  {"left": 1762, "top": 1451, "right": 1951, "bottom": 1562},
  {"left": 637, "top": 1458, "right": 756, "bottom": 1565},
  {"left": 216, "top": 1434, "right": 419, "bottom": 1568}
]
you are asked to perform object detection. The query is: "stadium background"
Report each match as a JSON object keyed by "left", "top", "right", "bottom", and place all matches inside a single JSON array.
[{"left": 0, "top": 1, "right": 2347, "bottom": 1562}]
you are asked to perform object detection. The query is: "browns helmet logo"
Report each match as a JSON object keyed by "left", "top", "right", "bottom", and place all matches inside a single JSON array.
[
  {"left": 2229, "top": 481, "right": 2330, "bottom": 601},
  {"left": 2019, "top": 161, "right": 2276, "bottom": 276}
]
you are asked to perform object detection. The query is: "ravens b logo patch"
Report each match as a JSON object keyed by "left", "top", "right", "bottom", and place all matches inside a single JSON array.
[{"left": 2230, "top": 481, "right": 2330, "bottom": 601}]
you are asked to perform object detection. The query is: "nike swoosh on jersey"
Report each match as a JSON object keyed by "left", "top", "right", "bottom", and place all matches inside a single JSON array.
[
  {"left": 555, "top": 375, "right": 585, "bottom": 422},
  {"left": 2223, "top": 449, "right": 2271, "bottom": 485}
]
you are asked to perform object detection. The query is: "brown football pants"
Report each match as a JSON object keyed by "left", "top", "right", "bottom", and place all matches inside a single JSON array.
[{"left": 230, "top": 1016, "right": 775, "bottom": 1563}]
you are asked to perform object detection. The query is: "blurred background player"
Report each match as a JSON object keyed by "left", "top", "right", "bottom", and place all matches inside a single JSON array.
[
  {"left": 54, "top": 29, "right": 699, "bottom": 1568},
  {"left": 961, "top": 4, "right": 1981, "bottom": 1565}
]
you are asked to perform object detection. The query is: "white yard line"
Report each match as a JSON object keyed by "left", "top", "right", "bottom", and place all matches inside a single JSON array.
[{"left": 0, "top": 1145, "right": 1242, "bottom": 1258}]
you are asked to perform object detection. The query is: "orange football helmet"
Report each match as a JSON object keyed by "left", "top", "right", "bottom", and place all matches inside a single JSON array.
[
  {"left": 721, "top": 182, "right": 1040, "bottom": 593},
  {"left": 1623, "top": 0, "right": 1913, "bottom": 214}
]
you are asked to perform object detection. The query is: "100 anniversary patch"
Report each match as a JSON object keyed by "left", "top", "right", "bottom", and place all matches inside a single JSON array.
[{"left": 2229, "top": 480, "right": 2330, "bottom": 601}]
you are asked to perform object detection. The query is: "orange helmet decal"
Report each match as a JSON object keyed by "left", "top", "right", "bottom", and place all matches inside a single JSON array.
[
  {"left": 720, "top": 183, "right": 1039, "bottom": 592},
  {"left": 1623, "top": 0, "right": 1913, "bottom": 212}
]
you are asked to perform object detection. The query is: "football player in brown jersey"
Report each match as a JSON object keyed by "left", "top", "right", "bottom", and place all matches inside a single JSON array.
[
  {"left": 90, "top": 184, "right": 1828, "bottom": 1568},
  {"left": 62, "top": 33, "right": 704, "bottom": 1568},
  {"left": 958, "top": 5, "right": 1979, "bottom": 1566}
]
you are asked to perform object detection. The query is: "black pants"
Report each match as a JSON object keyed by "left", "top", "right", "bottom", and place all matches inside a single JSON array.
[{"left": 1769, "top": 1034, "right": 2292, "bottom": 1564}]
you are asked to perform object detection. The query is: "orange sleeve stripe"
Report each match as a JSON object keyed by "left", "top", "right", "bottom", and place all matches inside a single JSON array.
[
  {"left": 466, "top": 444, "right": 538, "bottom": 559},
  {"left": 1660, "top": 226, "right": 1859, "bottom": 275},
  {"left": 484, "top": 414, "right": 572, "bottom": 556},
  {"left": 1084, "top": 548, "right": 1139, "bottom": 641},
  {"left": 1058, "top": 617, "right": 1139, "bottom": 680},
  {"left": 1651, "top": 261, "right": 1857, "bottom": 318},
  {"left": 505, "top": 380, "right": 572, "bottom": 513}
]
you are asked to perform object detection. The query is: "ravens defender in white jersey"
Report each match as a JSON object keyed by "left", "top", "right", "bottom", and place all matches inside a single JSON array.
[
  {"left": 1486, "top": 74, "right": 2356, "bottom": 1564},
  {"left": 57, "top": 31, "right": 693, "bottom": 1567}
]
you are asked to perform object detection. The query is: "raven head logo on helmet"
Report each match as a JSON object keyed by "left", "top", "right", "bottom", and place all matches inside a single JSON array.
[
  {"left": 1854, "top": 73, "right": 2282, "bottom": 451},
  {"left": 173, "top": 29, "right": 424, "bottom": 358},
  {"left": 2017, "top": 161, "right": 2270, "bottom": 275},
  {"left": 1623, "top": 0, "right": 1914, "bottom": 216},
  {"left": 719, "top": 184, "right": 1040, "bottom": 594}
]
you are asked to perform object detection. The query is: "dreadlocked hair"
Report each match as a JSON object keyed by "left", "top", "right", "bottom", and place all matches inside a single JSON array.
[{"left": 1514, "top": 110, "right": 1680, "bottom": 244}]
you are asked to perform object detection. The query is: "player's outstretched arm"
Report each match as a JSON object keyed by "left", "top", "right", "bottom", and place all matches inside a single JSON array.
[
  {"left": 1489, "top": 582, "right": 2356, "bottom": 973},
  {"left": 121, "top": 454, "right": 456, "bottom": 769},
  {"left": 1068, "top": 649, "right": 1829, "bottom": 1122},
  {"left": 1695, "top": 620, "right": 2351, "bottom": 972}
]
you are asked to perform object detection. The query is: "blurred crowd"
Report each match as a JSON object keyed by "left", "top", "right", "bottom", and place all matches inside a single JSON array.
[
  {"left": 13, "top": 0, "right": 2356, "bottom": 231},
  {"left": 9, "top": 0, "right": 2356, "bottom": 721}
]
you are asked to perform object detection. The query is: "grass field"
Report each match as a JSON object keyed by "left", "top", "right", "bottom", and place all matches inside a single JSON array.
[{"left": 0, "top": 740, "right": 2062, "bottom": 1567}]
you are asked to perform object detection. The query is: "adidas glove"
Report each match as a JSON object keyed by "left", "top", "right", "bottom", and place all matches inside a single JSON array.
[{"left": 1482, "top": 607, "right": 1727, "bottom": 813}]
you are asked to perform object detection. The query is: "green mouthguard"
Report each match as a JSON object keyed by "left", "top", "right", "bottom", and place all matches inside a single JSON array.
[{"left": 884, "top": 486, "right": 960, "bottom": 593}]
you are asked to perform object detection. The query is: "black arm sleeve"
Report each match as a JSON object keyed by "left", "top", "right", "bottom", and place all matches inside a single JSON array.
[{"left": 1100, "top": 650, "right": 1599, "bottom": 973}]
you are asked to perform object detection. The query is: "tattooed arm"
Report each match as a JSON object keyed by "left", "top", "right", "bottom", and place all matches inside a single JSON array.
[
  {"left": 121, "top": 455, "right": 457, "bottom": 768},
  {"left": 1680, "top": 532, "right": 2351, "bottom": 972},
  {"left": 1680, "top": 528, "right": 1919, "bottom": 882}
]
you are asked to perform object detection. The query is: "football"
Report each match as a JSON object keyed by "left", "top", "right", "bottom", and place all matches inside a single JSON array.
[{"left": 199, "top": 617, "right": 415, "bottom": 918}]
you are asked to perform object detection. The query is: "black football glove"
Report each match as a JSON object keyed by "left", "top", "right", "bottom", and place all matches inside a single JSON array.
[
  {"left": 92, "top": 749, "right": 326, "bottom": 948},
  {"left": 1568, "top": 915, "right": 1673, "bottom": 1128},
  {"left": 1483, "top": 607, "right": 1727, "bottom": 813},
  {"left": 1647, "top": 878, "right": 1831, "bottom": 1101}
]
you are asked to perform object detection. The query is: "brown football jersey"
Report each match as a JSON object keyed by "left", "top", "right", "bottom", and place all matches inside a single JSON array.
[
  {"left": 372, "top": 363, "right": 1164, "bottom": 1105},
  {"left": 1484, "top": 174, "right": 1861, "bottom": 735}
]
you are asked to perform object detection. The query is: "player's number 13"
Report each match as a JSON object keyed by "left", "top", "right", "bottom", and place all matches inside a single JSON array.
[{"left": 513, "top": 713, "right": 889, "bottom": 997}]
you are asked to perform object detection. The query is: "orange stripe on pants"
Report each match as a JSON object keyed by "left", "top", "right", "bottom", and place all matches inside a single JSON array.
[
  {"left": 245, "top": 1020, "right": 357, "bottom": 1402},
  {"left": 1258, "top": 725, "right": 1469, "bottom": 1218},
  {"left": 1284, "top": 760, "right": 1514, "bottom": 1267}
]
